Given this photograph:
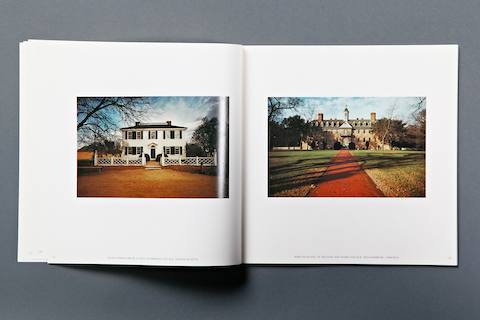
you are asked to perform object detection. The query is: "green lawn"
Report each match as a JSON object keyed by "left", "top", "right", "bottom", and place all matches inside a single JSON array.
[
  {"left": 351, "top": 150, "right": 425, "bottom": 197},
  {"left": 268, "top": 149, "right": 426, "bottom": 197},
  {"left": 268, "top": 150, "right": 337, "bottom": 196}
]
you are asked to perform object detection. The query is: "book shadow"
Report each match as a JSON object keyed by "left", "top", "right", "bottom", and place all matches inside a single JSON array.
[{"left": 57, "top": 264, "right": 248, "bottom": 292}]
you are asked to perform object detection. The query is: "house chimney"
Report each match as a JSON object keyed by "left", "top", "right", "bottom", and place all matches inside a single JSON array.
[
  {"left": 135, "top": 121, "right": 140, "bottom": 126},
  {"left": 166, "top": 120, "right": 172, "bottom": 126},
  {"left": 317, "top": 113, "right": 323, "bottom": 122},
  {"left": 370, "top": 112, "right": 376, "bottom": 122}
]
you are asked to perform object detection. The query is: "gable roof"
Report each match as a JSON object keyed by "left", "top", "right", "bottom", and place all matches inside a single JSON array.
[
  {"left": 339, "top": 121, "right": 352, "bottom": 129},
  {"left": 121, "top": 122, "right": 187, "bottom": 130}
]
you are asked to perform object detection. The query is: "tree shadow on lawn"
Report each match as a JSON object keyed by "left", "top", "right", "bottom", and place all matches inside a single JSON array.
[
  {"left": 269, "top": 156, "right": 336, "bottom": 177},
  {"left": 268, "top": 152, "right": 425, "bottom": 196}
]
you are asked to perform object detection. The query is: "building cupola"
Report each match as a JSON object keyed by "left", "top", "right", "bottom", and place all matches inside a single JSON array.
[{"left": 344, "top": 107, "right": 349, "bottom": 122}]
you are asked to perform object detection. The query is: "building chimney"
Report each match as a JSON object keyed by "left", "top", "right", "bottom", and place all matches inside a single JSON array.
[
  {"left": 166, "top": 120, "right": 172, "bottom": 126},
  {"left": 317, "top": 113, "right": 323, "bottom": 122},
  {"left": 135, "top": 121, "right": 140, "bottom": 126},
  {"left": 370, "top": 112, "right": 376, "bottom": 122}
]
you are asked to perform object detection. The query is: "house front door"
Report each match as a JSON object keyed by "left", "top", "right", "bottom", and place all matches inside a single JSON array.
[{"left": 150, "top": 148, "right": 156, "bottom": 159}]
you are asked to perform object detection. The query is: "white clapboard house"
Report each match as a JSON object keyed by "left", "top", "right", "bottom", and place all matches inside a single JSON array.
[{"left": 120, "top": 121, "right": 187, "bottom": 161}]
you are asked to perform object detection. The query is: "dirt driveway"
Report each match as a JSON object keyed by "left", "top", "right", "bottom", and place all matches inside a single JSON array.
[{"left": 77, "top": 167, "right": 219, "bottom": 198}]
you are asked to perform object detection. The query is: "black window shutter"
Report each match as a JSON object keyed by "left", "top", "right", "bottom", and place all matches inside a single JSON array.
[
  {"left": 180, "top": 146, "right": 182, "bottom": 155},
  {"left": 125, "top": 147, "right": 127, "bottom": 155},
  {"left": 163, "top": 131, "right": 166, "bottom": 139},
  {"left": 179, "top": 131, "right": 182, "bottom": 139}
]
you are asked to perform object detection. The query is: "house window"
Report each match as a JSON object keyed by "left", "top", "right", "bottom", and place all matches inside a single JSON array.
[
  {"left": 149, "top": 131, "right": 157, "bottom": 139},
  {"left": 127, "top": 147, "right": 136, "bottom": 155},
  {"left": 128, "top": 131, "right": 135, "bottom": 139},
  {"left": 136, "top": 147, "right": 143, "bottom": 155},
  {"left": 170, "top": 146, "right": 175, "bottom": 154},
  {"left": 165, "top": 147, "right": 170, "bottom": 155},
  {"left": 170, "top": 130, "right": 175, "bottom": 139},
  {"left": 137, "top": 131, "right": 143, "bottom": 139}
]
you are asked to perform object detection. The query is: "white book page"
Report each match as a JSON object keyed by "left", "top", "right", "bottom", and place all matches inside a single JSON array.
[
  {"left": 243, "top": 45, "right": 457, "bottom": 265},
  {"left": 18, "top": 40, "right": 243, "bottom": 266}
]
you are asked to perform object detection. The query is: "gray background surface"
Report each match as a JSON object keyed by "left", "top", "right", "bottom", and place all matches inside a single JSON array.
[{"left": 0, "top": 0, "right": 477, "bottom": 319}]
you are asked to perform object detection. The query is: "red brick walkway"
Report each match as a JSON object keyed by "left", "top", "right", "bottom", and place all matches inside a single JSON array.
[{"left": 308, "top": 149, "right": 384, "bottom": 197}]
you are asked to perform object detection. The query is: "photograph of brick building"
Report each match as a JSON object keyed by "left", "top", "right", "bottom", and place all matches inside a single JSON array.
[
  {"left": 268, "top": 96, "right": 426, "bottom": 198},
  {"left": 308, "top": 107, "right": 378, "bottom": 150}
]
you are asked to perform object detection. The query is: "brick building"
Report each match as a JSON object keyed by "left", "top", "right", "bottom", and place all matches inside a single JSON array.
[{"left": 309, "top": 107, "right": 379, "bottom": 150}]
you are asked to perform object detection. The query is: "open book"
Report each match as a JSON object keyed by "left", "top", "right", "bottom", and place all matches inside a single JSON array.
[{"left": 18, "top": 40, "right": 458, "bottom": 266}]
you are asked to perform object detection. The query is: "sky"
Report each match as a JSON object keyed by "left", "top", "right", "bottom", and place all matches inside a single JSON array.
[
  {"left": 118, "top": 96, "right": 223, "bottom": 141},
  {"left": 277, "top": 97, "right": 425, "bottom": 123}
]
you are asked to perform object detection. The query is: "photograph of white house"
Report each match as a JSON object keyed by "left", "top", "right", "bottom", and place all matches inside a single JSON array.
[
  {"left": 121, "top": 121, "right": 187, "bottom": 161},
  {"left": 77, "top": 96, "right": 229, "bottom": 198}
]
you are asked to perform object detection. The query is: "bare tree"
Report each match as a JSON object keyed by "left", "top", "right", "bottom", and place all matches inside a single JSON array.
[
  {"left": 268, "top": 97, "right": 303, "bottom": 122},
  {"left": 300, "top": 105, "right": 317, "bottom": 122},
  {"left": 268, "top": 97, "right": 304, "bottom": 149},
  {"left": 77, "top": 97, "right": 148, "bottom": 145},
  {"left": 407, "top": 97, "right": 426, "bottom": 149},
  {"left": 373, "top": 103, "right": 397, "bottom": 150},
  {"left": 411, "top": 97, "right": 426, "bottom": 114}
]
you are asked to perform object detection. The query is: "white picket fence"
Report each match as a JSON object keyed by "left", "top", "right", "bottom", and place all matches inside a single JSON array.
[
  {"left": 94, "top": 151, "right": 145, "bottom": 166},
  {"left": 93, "top": 151, "right": 216, "bottom": 167},
  {"left": 161, "top": 155, "right": 216, "bottom": 167}
]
